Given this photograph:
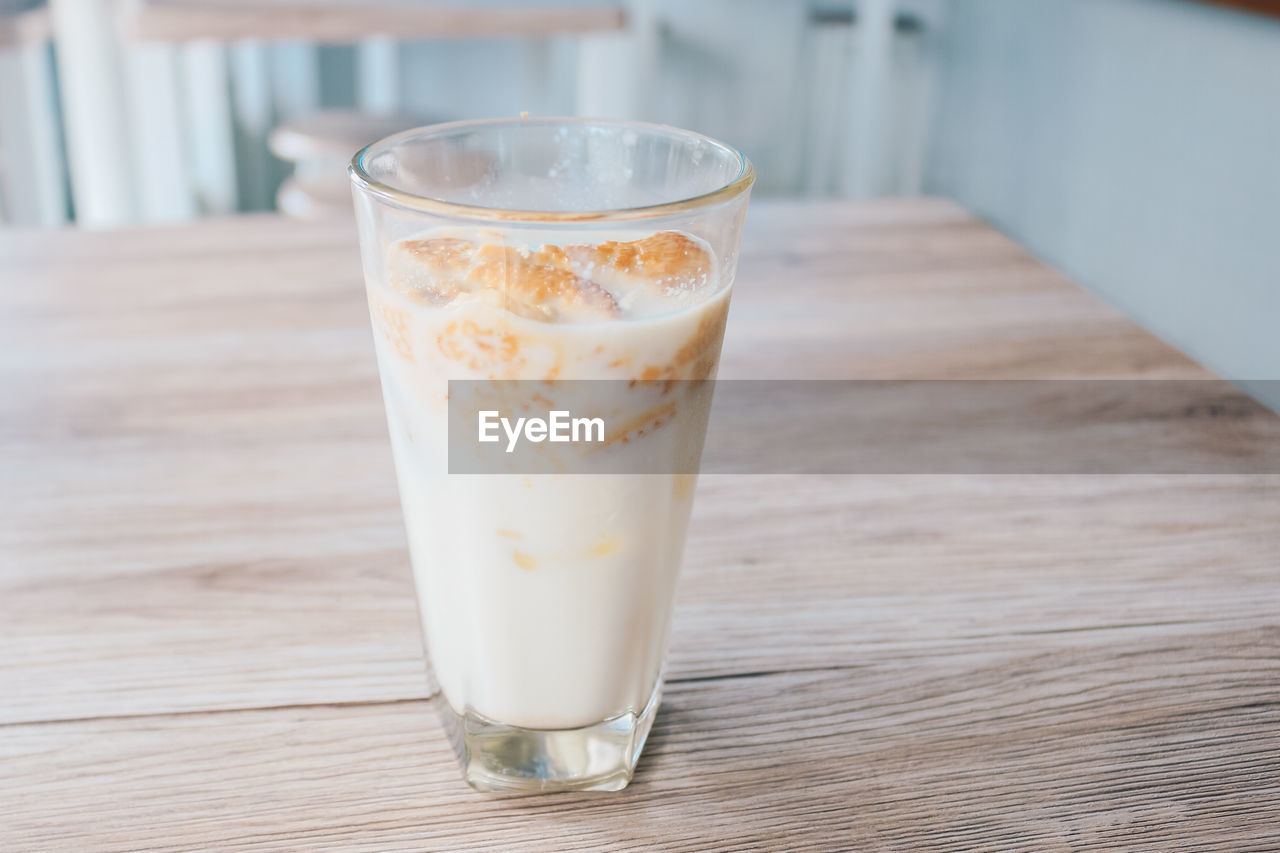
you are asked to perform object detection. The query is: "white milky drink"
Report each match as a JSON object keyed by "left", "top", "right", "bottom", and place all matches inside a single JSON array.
[
  {"left": 368, "top": 229, "right": 728, "bottom": 729},
  {"left": 351, "top": 117, "right": 753, "bottom": 792}
]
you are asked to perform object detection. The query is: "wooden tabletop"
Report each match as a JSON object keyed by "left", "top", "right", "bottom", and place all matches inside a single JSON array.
[{"left": 2, "top": 199, "right": 1277, "bottom": 850}]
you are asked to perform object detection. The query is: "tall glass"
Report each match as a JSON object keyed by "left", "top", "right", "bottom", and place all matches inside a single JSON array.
[{"left": 350, "top": 118, "right": 753, "bottom": 792}]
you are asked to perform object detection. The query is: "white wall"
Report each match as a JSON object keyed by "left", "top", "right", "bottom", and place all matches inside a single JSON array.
[{"left": 926, "top": 0, "right": 1280, "bottom": 404}]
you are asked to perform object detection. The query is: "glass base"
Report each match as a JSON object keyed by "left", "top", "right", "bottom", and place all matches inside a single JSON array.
[{"left": 438, "top": 680, "right": 663, "bottom": 793}]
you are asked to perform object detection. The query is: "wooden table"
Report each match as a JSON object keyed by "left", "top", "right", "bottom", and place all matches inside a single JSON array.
[{"left": 2, "top": 199, "right": 1277, "bottom": 850}]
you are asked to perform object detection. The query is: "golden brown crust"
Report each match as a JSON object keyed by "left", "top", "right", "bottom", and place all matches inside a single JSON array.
[
  {"left": 399, "top": 236, "right": 474, "bottom": 274},
  {"left": 388, "top": 236, "right": 621, "bottom": 321},
  {"left": 387, "top": 231, "right": 712, "bottom": 321},
  {"left": 369, "top": 297, "right": 414, "bottom": 361},
  {"left": 566, "top": 231, "right": 711, "bottom": 289},
  {"left": 469, "top": 245, "right": 620, "bottom": 321}
]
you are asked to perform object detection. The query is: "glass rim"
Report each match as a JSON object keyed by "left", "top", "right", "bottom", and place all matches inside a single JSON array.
[{"left": 348, "top": 116, "right": 755, "bottom": 223}]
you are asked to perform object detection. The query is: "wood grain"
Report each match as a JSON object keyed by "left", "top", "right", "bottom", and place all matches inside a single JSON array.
[
  {"left": 4, "top": 636, "right": 1279, "bottom": 851},
  {"left": 2, "top": 199, "right": 1277, "bottom": 849},
  {"left": 123, "top": 0, "right": 626, "bottom": 43}
]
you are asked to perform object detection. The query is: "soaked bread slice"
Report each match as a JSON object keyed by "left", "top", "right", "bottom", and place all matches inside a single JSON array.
[
  {"left": 562, "top": 232, "right": 713, "bottom": 297},
  {"left": 386, "top": 237, "right": 472, "bottom": 304},
  {"left": 468, "top": 245, "right": 620, "bottom": 322},
  {"left": 386, "top": 230, "right": 713, "bottom": 321},
  {"left": 389, "top": 236, "right": 619, "bottom": 321}
]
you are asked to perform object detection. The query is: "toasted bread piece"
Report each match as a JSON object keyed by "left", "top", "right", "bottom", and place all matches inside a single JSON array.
[
  {"left": 387, "top": 236, "right": 619, "bottom": 320},
  {"left": 469, "top": 245, "right": 620, "bottom": 322},
  {"left": 385, "top": 230, "right": 711, "bottom": 321},
  {"left": 386, "top": 237, "right": 474, "bottom": 304},
  {"left": 564, "top": 231, "right": 713, "bottom": 295}
]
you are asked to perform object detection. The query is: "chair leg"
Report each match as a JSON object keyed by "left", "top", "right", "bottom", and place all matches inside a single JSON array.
[
  {"left": 180, "top": 41, "right": 238, "bottom": 216},
  {"left": 123, "top": 40, "right": 198, "bottom": 222},
  {"left": 843, "top": 0, "right": 896, "bottom": 198},
  {"left": 228, "top": 40, "right": 274, "bottom": 211},
  {"left": 574, "top": 0, "right": 658, "bottom": 119},
  {"left": 357, "top": 37, "right": 400, "bottom": 117},
  {"left": 271, "top": 40, "right": 320, "bottom": 120},
  {"left": 50, "top": 0, "right": 138, "bottom": 225},
  {"left": 0, "top": 41, "right": 68, "bottom": 225}
]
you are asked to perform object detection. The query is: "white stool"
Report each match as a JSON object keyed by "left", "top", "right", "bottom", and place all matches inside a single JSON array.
[{"left": 269, "top": 109, "right": 423, "bottom": 219}]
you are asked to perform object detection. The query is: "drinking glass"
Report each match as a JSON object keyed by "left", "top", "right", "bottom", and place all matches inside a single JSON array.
[{"left": 350, "top": 118, "right": 753, "bottom": 792}]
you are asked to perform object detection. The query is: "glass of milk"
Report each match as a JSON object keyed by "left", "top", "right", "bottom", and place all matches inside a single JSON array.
[{"left": 350, "top": 118, "right": 753, "bottom": 792}]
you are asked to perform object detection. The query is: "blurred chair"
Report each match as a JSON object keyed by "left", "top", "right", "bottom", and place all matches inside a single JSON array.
[
  {"left": 46, "top": 0, "right": 630, "bottom": 225},
  {"left": 0, "top": 1, "right": 66, "bottom": 225},
  {"left": 803, "top": 0, "right": 939, "bottom": 198},
  {"left": 23, "top": 0, "right": 945, "bottom": 226},
  {"left": 269, "top": 109, "right": 420, "bottom": 219}
]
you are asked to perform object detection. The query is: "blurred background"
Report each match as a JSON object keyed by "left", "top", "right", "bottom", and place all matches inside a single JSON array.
[{"left": 0, "top": 0, "right": 1276, "bottom": 396}]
